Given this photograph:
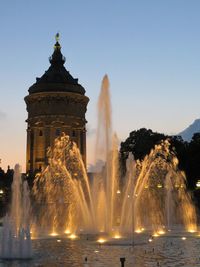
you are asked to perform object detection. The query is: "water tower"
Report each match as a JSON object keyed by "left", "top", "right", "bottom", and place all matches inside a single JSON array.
[{"left": 24, "top": 34, "right": 89, "bottom": 173}]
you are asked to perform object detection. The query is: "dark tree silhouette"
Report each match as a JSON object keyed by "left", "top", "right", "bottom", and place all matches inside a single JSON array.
[{"left": 119, "top": 128, "right": 191, "bottom": 188}]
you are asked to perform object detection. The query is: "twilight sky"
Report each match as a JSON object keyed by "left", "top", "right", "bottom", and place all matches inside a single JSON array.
[{"left": 0, "top": 0, "right": 200, "bottom": 171}]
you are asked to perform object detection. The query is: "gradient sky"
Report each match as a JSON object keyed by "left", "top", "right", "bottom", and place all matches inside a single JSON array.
[{"left": 0, "top": 0, "right": 200, "bottom": 171}]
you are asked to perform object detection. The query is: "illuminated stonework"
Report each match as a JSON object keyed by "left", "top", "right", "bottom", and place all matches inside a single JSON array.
[{"left": 24, "top": 34, "right": 89, "bottom": 173}]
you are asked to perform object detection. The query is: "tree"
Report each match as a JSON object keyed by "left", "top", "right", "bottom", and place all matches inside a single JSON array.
[
  {"left": 186, "top": 133, "right": 200, "bottom": 189},
  {"left": 120, "top": 128, "right": 166, "bottom": 159},
  {"left": 120, "top": 128, "right": 189, "bottom": 185}
]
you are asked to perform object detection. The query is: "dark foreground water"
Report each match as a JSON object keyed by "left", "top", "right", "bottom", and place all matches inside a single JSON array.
[{"left": 1, "top": 232, "right": 200, "bottom": 267}]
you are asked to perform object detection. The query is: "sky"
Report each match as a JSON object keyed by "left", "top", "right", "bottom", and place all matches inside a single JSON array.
[{"left": 0, "top": 0, "right": 200, "bottom": 171}]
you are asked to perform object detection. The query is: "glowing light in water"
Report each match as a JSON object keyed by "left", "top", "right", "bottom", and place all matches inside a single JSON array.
[
  {"left": 69, "top": 234, "right": 77, "bottom": 239},
  {"left": 153, "top": 233, "right": 159, "bottom": 237},
  {"left": 135, "top": 228, "right": 144, "bottom": 234},
  {"left": 158, "top": 230, "right": 165, "bottom": 235},
  {"left": 182, "top": 237, "right": 186, "bottom": 240},
  {"left": 114, "top": 234, "right": 121, "bottom": 239},
  {"left": 97, "top": 238, "right": 106, "bottom": 244},
  {"left": 50, "top": 232, "right": 58, "bottom": 236}
]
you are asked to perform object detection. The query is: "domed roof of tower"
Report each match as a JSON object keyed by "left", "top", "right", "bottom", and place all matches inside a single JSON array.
[{"left": 28, "top": 33, "right": 85, "bottom": 95}]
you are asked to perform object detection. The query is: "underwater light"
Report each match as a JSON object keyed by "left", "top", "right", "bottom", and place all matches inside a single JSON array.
[
  {"left": 135, "top": 228, "right": 145, "bottom": 233},
  {"left": 114, "top": 234, "right": 121, "bottom": 239},
  {"left": 50, "top": 232, "right": 58, "bottom": 236},
  {"left": 158, "top": 230, "right": 165, "bottom": 235},
  {"left": 69, "top": 234, "right": 77, "bottom": 239},
  {"left": 97, "top": 238, "right": 106, "bottom": 244},
  {"left": 188, "top": 229, "right": 196, "bottom": 233},
  {"left": 153, "top": 233, "right": 159, "bottom": 237}
]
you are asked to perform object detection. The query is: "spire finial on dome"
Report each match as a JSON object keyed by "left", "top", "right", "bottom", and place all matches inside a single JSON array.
[
  {"left": 50, "top": 32, "right": 65, "bottom": 65},
  {"left": 54, "top": 32, "right": 61, "bottom": 50},
  {"left": 55, "top": 32, "right": 60, "bottom": 42}
]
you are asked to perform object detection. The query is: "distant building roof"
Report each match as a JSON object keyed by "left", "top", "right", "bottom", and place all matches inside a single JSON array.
[{"left": 28, "top": 34, "right": 85, "bottom": 95}]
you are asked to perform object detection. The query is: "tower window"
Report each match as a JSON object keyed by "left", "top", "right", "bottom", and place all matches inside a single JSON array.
[
  {"left": 72, "top": 130, "right": 76, "bottom": 137},
  {"left": 80, "top": 131, "right": 84, "bottom": 154},
  {"left": 39, "top": 130, "right": 43, "bottom": 136},
  {"left": 56, "top": 128, "right": 61, "bottom": 136}
]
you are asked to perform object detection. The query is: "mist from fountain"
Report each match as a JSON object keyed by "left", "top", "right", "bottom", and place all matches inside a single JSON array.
[
  {"left": 32, "top": 75, "right": 197, "bottom": 238},
  {"left": 0, "top": 164, "right": 32, "bottom": 259}
]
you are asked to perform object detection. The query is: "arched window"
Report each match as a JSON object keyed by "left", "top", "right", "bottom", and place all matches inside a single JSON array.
[
  {"left": 56, "top": 128, "right": 61, "bottom": 136},
  {"left": 39, "top": 130, "right": 43, "bottom": 136}
]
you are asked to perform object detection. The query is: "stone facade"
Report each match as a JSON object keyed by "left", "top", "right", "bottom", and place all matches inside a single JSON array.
[{"left": 24, "top": 35, "right": 89, "bottom": 173}]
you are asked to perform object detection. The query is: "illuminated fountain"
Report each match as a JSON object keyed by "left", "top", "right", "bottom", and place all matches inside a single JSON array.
[
  {"left": 124, "top": 140, "right": 197, "bottom": 234},
  {"left": 0, "top": 164, "right": 32, "bottom": 259},
  {"left": 93, "top": 74, "right": 120, "bottom": 233},
  {"left": 33, "top": 135, "right": 95, "bottom": 235},
  {"left": 32, "top": 75, "right": 197, "bottom": 238}
]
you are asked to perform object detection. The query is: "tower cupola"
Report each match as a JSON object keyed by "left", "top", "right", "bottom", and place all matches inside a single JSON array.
[{"left": 25, "top": 34, "right": 89, "bottom": 173}]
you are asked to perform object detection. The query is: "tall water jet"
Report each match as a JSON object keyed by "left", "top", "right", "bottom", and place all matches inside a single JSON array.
[
  {"left": 0, "top": 164, "right": 32, "bottom": 259},
  {"left": 94, "top": 75, "right": 120, "bottom": 233},
  {"left": 120, "top": 153, "right": 137, "bottom": 234},
  {"left": 96, "top": 74, "right": 112, "bottom": 161},
  {"left": 165, "top": 170, "right": 174, "bottom": 230}
]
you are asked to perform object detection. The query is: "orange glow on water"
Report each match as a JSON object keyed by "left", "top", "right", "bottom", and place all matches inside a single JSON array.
[{"left": 64, "top": 229, "right": 71, "bottom": 234}]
